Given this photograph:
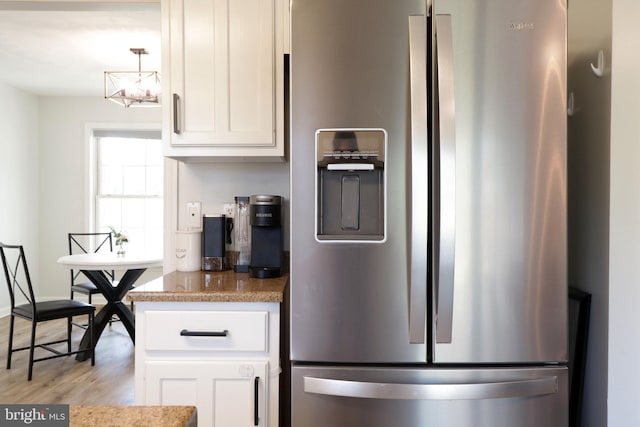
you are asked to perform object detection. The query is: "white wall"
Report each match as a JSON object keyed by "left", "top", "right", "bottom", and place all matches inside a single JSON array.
[
  {"left": 0, "top": 82, "right": 39, "bottom": 315},
  {"left": 37, "top": 97, "right": 162, "bottom": 301},
  {"left": 175, "top": 161, "right": 290, "bottom": 236},
  {"left": 609, "top": 0, "right": 640, "bottom": 424},
  {"left": 567, "top": 0, "right": 611, "bottom": 424}
]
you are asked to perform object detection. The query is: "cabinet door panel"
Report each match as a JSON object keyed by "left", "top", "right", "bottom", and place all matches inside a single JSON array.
[
  {"left": 158, "top": 378, "right": 199, "bottom": 405},
  {"left": 168, "top": 0, "right": 274, "bottom": 147},
  {"left": 228, "top": 0, "right": 274, "bottom": 134},
  {"left": 181, "top": 0, "right": 216, "bottom": 132},
  {"left": 146, "top": 360, "right": 269, "bottom": 426}
]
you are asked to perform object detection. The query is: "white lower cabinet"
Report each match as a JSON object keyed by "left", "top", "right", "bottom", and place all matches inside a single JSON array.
[
  {"left": 146, "top": 360, "right": 268, "bottom": 426},
  {"left": 135, "top": 302, "right": 280, "bottom": 427}
]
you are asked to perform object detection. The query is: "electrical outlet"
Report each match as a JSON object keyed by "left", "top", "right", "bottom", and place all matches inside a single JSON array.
[
  {"left": 223, "top": 203, "right": 235, "bottom": 218},
  {"left": 187, "top": 202, "right": 202, "bottom": 229}
]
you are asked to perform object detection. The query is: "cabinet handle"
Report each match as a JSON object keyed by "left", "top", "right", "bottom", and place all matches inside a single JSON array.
[
  {"left": 179, "top": 329, "right": 228, "bottom": 337},
  {"left": 173, "top": 93, "right": 181, "bottom": 134},
  {"left": 254, "top": 376, "right": 260, "bottom": 426}
]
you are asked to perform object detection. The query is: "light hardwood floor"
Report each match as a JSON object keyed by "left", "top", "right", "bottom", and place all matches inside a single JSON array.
[{"left": 0, "top": 309, "right": 134, "bottom": 405}]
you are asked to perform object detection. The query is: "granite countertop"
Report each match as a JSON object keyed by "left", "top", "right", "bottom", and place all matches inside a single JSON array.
[
  {"left": 127, "top": 270, "right": 289, "bottom": 303},
  {"left": 70, "top": 406, "right": 196, "bottom": 427}
]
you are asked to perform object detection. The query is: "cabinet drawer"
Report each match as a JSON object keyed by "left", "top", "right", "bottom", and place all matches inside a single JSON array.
[{"left": 145, "top": 310, "right": 268, "bottom": 352}]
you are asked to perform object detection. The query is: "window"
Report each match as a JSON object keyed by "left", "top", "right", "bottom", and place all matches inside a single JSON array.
[{"left": 93, "top": 129, "right": 163, "bottom": 257}]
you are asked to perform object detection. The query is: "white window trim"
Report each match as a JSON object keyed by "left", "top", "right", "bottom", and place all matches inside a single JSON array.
[{"left": 84, "top": 122, "right": 163, "bottom": 234}]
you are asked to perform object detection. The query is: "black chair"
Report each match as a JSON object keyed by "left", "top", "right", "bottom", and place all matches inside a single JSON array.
[
  {"left": 68, "top": 232, "right": 115, "bottom": 306},
  {"left": 0, "top": 242, "right": 95, "bottom": 381}
]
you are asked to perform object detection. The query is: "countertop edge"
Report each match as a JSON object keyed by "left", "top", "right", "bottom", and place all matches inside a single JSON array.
[
  {"left": 70, "top": 405, "right": 196, "bottom": 427},
  {"left": 127, "top": 270, "right": 288, "bottom": 303},
  {"left": 128, "top": 291, "right": 284, "bottom": 303}
]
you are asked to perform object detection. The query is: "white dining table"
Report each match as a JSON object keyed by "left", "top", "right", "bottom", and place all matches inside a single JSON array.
[{"left": 57, "top": 252, "right": 162, "bottom": 361}]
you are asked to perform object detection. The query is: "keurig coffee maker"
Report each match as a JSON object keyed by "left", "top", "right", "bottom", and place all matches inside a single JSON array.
[{"left": 249, "top": 195, "right": 283, "bottom": 278}]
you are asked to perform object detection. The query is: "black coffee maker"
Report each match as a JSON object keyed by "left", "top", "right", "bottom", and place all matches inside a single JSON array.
[{"left": 249, "top": 195, "right": 283, "bottom": 278}]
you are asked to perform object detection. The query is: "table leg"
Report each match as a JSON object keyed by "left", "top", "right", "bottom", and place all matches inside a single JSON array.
[{"left": 75, "top": 268, "right": 145, "bottom": 361}]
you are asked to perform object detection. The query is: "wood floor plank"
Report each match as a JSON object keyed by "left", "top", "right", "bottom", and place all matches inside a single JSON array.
[{"left": 0, "top": 309, "right": 134, "bottom": 405}]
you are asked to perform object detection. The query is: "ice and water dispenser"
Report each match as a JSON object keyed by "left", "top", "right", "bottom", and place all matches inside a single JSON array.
[{"left": 316, "top": 129, "right": 386, "bottom": 242}]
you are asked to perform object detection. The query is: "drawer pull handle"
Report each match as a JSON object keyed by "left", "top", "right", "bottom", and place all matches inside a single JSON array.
[{"left": 179, "top": 329, "right": 229, "bottom": 337}]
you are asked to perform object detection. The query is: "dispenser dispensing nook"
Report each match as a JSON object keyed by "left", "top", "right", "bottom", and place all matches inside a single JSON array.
[{"left": 315, "top": 129, "right": 387, "bottom": 242}]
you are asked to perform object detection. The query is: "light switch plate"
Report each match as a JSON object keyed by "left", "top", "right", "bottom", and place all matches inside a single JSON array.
[{"left": 186, "top": 202, "right": 202, "bottom": 229}]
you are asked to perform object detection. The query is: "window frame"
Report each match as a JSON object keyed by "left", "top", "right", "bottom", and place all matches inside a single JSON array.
[{"left": 87, "top": 123, "right": 163, "bottom": 256}]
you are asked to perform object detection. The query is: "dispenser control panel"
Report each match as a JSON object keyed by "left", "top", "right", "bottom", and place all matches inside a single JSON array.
[{"left": 315, "top": 129, "right": 387, "bottom": 243}]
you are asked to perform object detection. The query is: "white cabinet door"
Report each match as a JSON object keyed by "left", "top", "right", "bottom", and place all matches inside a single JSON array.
[
  {"left": 163, "top": 0, "right": 285, "bottom": 160},
  {"left": 146, "top": 360, "right": 269, "bottom": 427}
]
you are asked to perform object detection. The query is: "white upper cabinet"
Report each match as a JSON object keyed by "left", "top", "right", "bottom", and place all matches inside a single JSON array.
[{"left": 162, "top": 0, "right": 288, "bottom": 161}]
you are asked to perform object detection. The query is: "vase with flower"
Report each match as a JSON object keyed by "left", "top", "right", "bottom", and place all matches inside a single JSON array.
[{"left": 109, "top": 226, "right": 129, "bottom": 256}]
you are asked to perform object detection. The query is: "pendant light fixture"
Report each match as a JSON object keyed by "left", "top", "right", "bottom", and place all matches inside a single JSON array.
[{"left": 104, "top": 48, "right": 160, "bottom": 107}]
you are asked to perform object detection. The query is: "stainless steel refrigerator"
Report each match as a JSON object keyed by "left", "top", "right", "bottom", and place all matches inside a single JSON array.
[{"left": 290, "top": 0, "right": 568, "bottom": 425}]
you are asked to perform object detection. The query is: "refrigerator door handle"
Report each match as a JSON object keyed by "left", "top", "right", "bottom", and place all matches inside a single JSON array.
[
  {"left": 304, "top": 376, "right": 558, "bottom": 400},
  {"left": 434, "top": 14, "right": 456, "bottom": 344},
  {"left": 407, "top": 15, "right": 428, "bottom": 344}
]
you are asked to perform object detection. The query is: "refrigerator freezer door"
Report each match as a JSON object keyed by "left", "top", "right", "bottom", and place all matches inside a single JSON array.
[
  {"left": 292, "top": 365, "right": 568, "bottom": 427},
  {"left": 432, "top": 1, "right": 568, "bottom": 363},
  {"left": 290, "top": 0, "right": 426, "bottom": 363}
]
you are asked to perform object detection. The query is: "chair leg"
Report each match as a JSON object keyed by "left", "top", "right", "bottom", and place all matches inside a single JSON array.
[
  {"left": 28, "top": 320, "right": 36, "bottom": 381},
  {"left": 90, "top": 312, "right": 95, "bottom": 366},
  {"left": 7, "top": 315, "right": 15, "bottom": 369},
  {"left": 67, "top": 317, "right": 72, "bottom": 353}
]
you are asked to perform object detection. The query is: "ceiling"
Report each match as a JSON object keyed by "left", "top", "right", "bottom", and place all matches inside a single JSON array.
[{"left": 0, "top": 2, "right": 161, "bottom": 97}]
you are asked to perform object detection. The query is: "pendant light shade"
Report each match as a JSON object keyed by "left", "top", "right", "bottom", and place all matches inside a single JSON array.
[{"left": 104, "top": 48, "right": 160, "bottom": 107}]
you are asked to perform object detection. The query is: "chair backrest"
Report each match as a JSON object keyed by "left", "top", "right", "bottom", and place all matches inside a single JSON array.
[
  {"left": 68, "top": 232, "right": 115, "bottom": 284},
  {"left": 68, "top": 232, "right": 113, "bottom": 256},
  {"left": 0, "top": 242, "right": 37, "bottom": 311}
]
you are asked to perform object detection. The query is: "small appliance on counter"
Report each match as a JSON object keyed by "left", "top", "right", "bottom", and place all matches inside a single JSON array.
[
  {"left": 233, "top": 196, "right": 251, "bottom": 273},
  {"left": 175, "top": 230, "right": 201, "bottom": 272},
  {"left": 249, "top": 195, "right": 283, "bottom": 278},
  {"left": 202, "top": 214, "right": 226, "bottom": 271}
]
